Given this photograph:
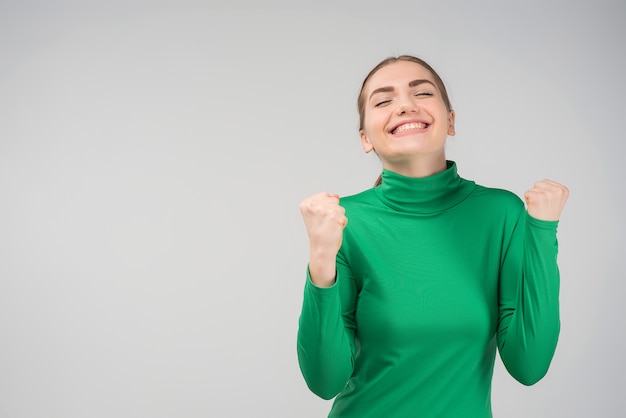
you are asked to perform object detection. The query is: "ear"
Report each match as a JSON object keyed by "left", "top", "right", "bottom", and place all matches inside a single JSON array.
[
  {"left": 447, "top": 110, "right": 456, "bottom": 136},
  {"left": 360, "top": 130, "right": 375, "bottom": 153}
]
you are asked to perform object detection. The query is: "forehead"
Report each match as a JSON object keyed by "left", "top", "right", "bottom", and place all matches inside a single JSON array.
[{"left": 365, "top": 61, "right": 436, "bottom": 93}]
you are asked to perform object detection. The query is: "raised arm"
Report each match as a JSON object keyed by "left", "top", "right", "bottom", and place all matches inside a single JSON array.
[
  {"left": 297, "top": 193, "right": 356, "bottom": 399},
  {"left": 497, "top": 179, "right": 569, "bottom": 385}
]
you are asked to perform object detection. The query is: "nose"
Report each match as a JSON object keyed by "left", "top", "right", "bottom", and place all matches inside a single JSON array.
[{"left": 396, "top": 94, "right": 418, "bottom": 115}]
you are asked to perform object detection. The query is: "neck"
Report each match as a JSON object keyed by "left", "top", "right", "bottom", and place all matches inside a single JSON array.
[
  {"left": 375, "top": 160, "right": 476, "bottom": 214},
  {"left": 382, "top": 153, "right": 447, "bottom": 179}
]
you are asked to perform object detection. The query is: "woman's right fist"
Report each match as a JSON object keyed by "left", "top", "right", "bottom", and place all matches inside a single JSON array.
[
  {"left": 299, "top": 192, "right": 348, "bottom": 253},
  {"left": 299, "top": 193, "right": 348, "bottom": 287}
]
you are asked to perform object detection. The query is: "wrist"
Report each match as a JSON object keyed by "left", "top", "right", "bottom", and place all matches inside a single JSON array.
[{"left": 308, "top": 250, "right": 337, "bottom": 287}]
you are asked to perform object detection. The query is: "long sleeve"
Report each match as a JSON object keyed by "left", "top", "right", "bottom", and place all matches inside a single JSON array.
[
  {"left": 497, "top": 211, "right": 561, "bottom": 385},
  {"left": 296, "top": 250, "right": 357, "bottom": 400},
  {"left": 297, "top": 164, "right": 566, "bottom": 416}
]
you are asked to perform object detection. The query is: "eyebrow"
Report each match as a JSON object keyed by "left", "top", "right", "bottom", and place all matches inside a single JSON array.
[{"left": 369, "top": 79, "right": 436, "bottom": 100}]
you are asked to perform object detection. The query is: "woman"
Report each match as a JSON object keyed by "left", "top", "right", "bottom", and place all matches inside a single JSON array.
[{"left": 297, "top": 55, "right": 569, "bottom": 417}]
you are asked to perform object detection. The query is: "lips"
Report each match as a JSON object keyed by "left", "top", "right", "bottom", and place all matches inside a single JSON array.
[{"left": 390, "top": 120, "right": 430, "bottom": 135}]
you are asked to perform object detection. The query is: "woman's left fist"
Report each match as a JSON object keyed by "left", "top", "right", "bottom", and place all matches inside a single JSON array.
[{"left": 524, "top": 180, "right": 570, "bottom": 221}]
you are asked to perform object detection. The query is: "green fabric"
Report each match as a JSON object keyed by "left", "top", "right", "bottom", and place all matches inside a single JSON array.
[{"left": 297, "top": 161, "right": 560, "bottom": 418}]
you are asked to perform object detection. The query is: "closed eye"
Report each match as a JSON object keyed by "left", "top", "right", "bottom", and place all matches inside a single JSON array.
[
  {"left": 414, "top": 92, "right": 433, "bottom": 97},
  {"left": 374, "top": 99, "right": 392, "bottom": 107}
]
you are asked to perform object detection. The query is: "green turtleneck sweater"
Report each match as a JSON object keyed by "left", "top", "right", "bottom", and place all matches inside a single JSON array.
[{"left": 297, "top": 161, "right": 560, "bottom": 417}]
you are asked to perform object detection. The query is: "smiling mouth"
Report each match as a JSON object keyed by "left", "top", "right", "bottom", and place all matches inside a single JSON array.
[{"left": 391, "top": 122, "right": 429, "bottom": 135}]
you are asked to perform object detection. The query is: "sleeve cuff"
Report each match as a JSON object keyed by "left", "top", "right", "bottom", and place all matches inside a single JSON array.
[
  {"left": 306, "top": 265, "right": 338, "bottom": 291},
  {"left": 526, "top": 211, "right": 559, "bottom": 229}
]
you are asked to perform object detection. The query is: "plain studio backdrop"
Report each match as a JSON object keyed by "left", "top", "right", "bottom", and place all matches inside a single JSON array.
[{"left": 1, "top": 1, "right": 624, "bottom": 417}]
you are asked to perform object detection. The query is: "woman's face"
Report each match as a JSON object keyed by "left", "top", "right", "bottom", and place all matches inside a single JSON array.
[{"left": 359, "top": 60, "right": 455, "bottom": 171}]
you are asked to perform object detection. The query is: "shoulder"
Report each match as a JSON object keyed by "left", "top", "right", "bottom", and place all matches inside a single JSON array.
[
  {"left": 338, "top": 188, "right": 379, "bottom": 211},
  {"left": 466, "top": 183, "right": 526, "bottom": 223},
  {"left": 471, "top": 183, "right": 524, "bottom": 208}
]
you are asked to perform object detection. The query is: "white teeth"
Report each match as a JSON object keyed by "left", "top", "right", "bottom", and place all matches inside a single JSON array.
[{"left": 393, "top": 122, "right": 426, "bottom": 134}]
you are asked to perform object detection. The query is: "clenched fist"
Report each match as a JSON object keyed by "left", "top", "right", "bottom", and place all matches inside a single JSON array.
[
  {"left": 299, "top": 192, "right": 348, "bottom": 287},
  {"left": 524, "top": 180, "right": 569, "bottom": 221}
]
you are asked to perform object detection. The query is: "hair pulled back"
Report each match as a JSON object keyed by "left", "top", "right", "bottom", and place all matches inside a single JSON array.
[{"left": 357, "top": 55, "right": 453, "bottom": 186}]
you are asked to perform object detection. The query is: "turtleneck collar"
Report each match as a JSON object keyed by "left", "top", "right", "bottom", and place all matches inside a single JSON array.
[{"left": 374, "top": 161, "right": 476, "bottom": 214}]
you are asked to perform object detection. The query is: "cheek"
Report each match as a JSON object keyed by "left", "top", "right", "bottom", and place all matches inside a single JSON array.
[{"left": 364, "top": 111, "right": 386, "bottom": 133}]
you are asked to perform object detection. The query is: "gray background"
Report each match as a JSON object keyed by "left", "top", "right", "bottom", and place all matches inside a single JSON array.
[{"left": 1, "top": 0, "right": 624, "bottom": 417}]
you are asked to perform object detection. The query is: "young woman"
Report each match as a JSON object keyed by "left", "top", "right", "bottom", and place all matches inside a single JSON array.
[{"left": 297, "top": 55, "right": 569, "bottom": 417}]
